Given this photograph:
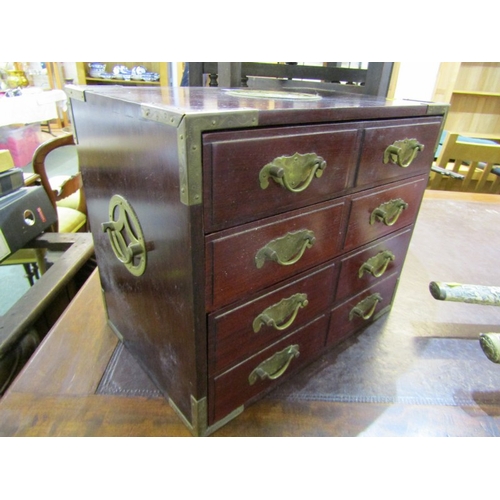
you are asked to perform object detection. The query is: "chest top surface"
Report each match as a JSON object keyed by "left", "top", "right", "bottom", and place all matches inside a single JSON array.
[{"left": 66, "top": 85, "right": 446, "bottom": 126}]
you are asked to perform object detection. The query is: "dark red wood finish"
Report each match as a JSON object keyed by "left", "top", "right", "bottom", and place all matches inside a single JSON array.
[
  {"left": 336, "top": 227, "right": 413, "bottom": 302},
  {"left": 343, "top": 175, "right": 428, "bottom": 252},
  {"left": 68, "top": 86, "right": 445, "bottom": 435},
  {"left": 210, "top": 314, "right": 329, "bottom": 424},
  {"left": 327, "top": 272, "right": 400, "bottom": 346},
  {"left": 356, "top": 117, "right": 443, "bottom": 188},
  {"left": 203, "top": 124, "right": 359, "bottom": 231},
  {"left": 208, "top": 263, "right": 338, "bottom": 375},
  {"left": 205, "top": 199, "right": 347, "bottom": 310}
]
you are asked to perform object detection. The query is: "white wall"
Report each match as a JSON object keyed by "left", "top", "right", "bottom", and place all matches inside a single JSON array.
[{"left": 393, "top": 62, "right": 441, "bottom": 102}]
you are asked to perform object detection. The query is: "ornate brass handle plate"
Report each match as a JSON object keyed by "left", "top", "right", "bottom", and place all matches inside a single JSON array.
[
  {"left": 383, "top": 138, "right": 424, "bottom": 168},
  {"left": 255, "top": 229, "right": 315, "bottom": 269},
  {"left": 102, "top": 194, "right": 147, "bottom": 277},
  {"left": 248, "top": 344, "right": 300, "bottom": 385},
  {"left": 358, "top": 250, "right": 395, "bottom": 278},
  {"left": 349, "top": 293, "right": 382, "bottom": 321},
  {"left": 253, "top": 293, "right": 309, "bottom": 333},
  {"left": 370, "top": 198, "right": 408, "bottom": 226},
  {"left": 259, "top": 152, "right": 326, "bottom": 193}
]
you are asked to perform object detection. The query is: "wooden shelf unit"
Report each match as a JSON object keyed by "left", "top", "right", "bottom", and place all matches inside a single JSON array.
[
  {"left": 433, "top": 62, "right": 500, "bottom": 137},
  {"left": 75, "top": 62, "right": 170, "bottom": 87}
]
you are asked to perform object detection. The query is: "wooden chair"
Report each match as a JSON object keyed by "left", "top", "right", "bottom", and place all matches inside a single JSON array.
[
  {"left": 1, "top": 134, "right": 87, "bottom": 285},
  {"left": 186, "top": 62, "right": 394, "bottom": 97},
  {"left": 429, "top": 132, "right": 500, "bottom": 193}
]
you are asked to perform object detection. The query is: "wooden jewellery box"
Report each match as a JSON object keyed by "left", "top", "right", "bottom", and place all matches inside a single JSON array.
[{"left": 67, "top": 85, "right": 446, "bottom": 435}]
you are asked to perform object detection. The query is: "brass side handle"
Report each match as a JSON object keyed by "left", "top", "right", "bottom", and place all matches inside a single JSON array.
[
  {"left": 259, "top": 152, "right": 326, "bottom": 193},
  {"left": 349, "top": 293, "right": 382, "bottom": 321},
  {"left": 255, "top": 229, "right": 315, "bottom": 269},
  {"left": 248, "top": 344, "right": 300, "bottom": 385},
  {"left": 102, "top": 194, "right": 147, "bottom": 277},
  {"left": 358, "top": 250, "right": 395, "bottom": 278},
  {"left": 383, "top": 138, "right": 424, "bottom": 168},
  {"left": 253, "top": 293, "right": 309, "bottom": 333},
  {"left": 370, "top": 198, "right": 408, "bottom": 226}
]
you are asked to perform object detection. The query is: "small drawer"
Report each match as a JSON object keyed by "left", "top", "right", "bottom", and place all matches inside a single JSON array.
[
  {"left": 343, "top": 175, "right": 427, "bottom": 252},
  {"left": 336, "top": 227, "right": 413, "bottom": 302},
  {"left": 356, "top": 117, "right": 442, "bottom": 188},
  {"left": 327, "top": 272, "right": 400, "bottom": 347},
  {"left": 209, "top": 314, "right": 328, "bottom": 425},
  {"left": 203, "top": 123, "right": 359, "bottom": 231},
  {"left": 206, "top": 199, "right": 347, "bottom": 311},
  {"left": 209, "top": 263, "right": 338, "bottom": 375}
]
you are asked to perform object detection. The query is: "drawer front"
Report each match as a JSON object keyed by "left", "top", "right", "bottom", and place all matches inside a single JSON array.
[
  {"left": 206, "top": 199, "right": 347, "bottom": 311},
  {"left": 210, "top": 315, "right": 328, "bottom": 425},
  {"left": 336, "top": 227, "right": 413, "bottom": 302},
  {"left": 209, "top": 263, "right": 338, "bottom": 375},
  {"left": 343, "top": 175, "right": 427, "bottom": 252},
  {"left": 203, "top": 124, "right": 359, "bottom": 231},
  {"left": 327, "top": 272, "right": 400, "bottom": 347},
  {"left": 356, "top": 117, "right": 442, "bottom": 188}
]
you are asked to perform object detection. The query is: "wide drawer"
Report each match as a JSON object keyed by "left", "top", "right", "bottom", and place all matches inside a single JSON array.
[
  {"left": 203, "top": 123, "right": 359, "bottom": 231},
  {"left": 209, "top": 314, "right": 328, "bottom": 425},
  {"left": 327, "top": 271, "right": 400, "bottom": 347},
  {"left": 209, "top": 263, "right": 338, "bottom": 375},
  {"left": 356, "top": 117, "right": 442, "bottom": 188},
  {"left": 343, "top": 175, "right": 427, "bottom": 252},
  {"left": 336, "top": 227, "right": 413, "bottom": 302},
  {"left": 206, "top": 199, "right": 347, "bottom": 311}
]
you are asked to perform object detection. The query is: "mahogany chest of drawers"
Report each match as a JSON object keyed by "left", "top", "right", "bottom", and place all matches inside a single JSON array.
[{"left": 67, "top": 86, "right": 446, "bottom": 435}]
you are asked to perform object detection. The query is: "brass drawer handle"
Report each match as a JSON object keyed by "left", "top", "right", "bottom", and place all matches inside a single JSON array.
[
  {"left": 370, "top": 198, "right": 408, "bottom": 226},
  {"left": 255, "top": 229, "right": 315, "bottom": 269},
  {"left": 248, "top": 344, "right": 300, "bottom": 385},
  {"left": 383, "top": 138, "right": 424, "bottom": 168},
  {"left": 102, "top": 194, "right": 147, "bottom": 277},
  {"left": 253, "top": 293, "right": 309, "bottom": 333},
  {"left": 358, "top": 250, "right": 395, "bottom": 278},
  {"left": 259, "top": 152, "right": 326, "bottom": 193},
  {"left": 349, "top": 293, "right": 382, "bottom": 321}
]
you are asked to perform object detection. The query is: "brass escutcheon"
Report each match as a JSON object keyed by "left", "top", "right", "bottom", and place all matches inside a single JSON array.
[
  {"left": 349, "top": 293, "right": 382, "bottom": 321},
  {"left": 253, "top": 293, "right": 309, "bottom": 333},
  {"left": 248, "top": 344, "right": 300, "bottom": 385},
  {"left": 370, "top": 198, "right": 408, "bottom": 226},
  {"left": 383, "top": 138, "right": 424, "bottom": 168},
  {"left": 102, "top": 194, "right": 147, "bottom": 277},
  {"left": 259, "top": 152, "right": 326, "bottom": 193},
  {"left": 358, "top": 250, "right": 395, "bottom": 278},
  {"left": 255, "top": 229, "right": 315, "bottom": 269}
]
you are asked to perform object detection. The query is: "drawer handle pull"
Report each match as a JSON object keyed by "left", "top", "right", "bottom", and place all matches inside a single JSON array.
[
  {"left": 248, "top": 344, "right": 300, "bottom": 385},
  {"left": 358, "top": 250, "right": 395, "bottom": 278},
  {"left": 255, "top": 230, "right": 315, "bottom": 269},
  {"left": 102, "top": 194, "right": 147, "bottom": 277},
  {"left": 259, "top": 152, "right": 326, "bottom": 193},
  {"left": 253, "top": 293, "right": 309, "bottom": 333},
  {"left": 349, "top": 293, "right": 382, "bottom": 321},
  {"left": 383, "top": 138, "right": 424, "bottom": 168},
  {"left": 370, "top": 198, "right": 408, "bottom": 226}
]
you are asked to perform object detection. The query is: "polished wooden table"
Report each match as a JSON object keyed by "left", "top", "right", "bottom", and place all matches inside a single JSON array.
[{"left": 1, "top": 191, "right": 500, "bottom": 437}]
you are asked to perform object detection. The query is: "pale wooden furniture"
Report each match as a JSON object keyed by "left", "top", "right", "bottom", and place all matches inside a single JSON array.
[
  {"left": 429, "top": 132, "right": 500, "bottom": 193},
  {"left": 432, "top": 62, "right": 500, "bottom": 136}
]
